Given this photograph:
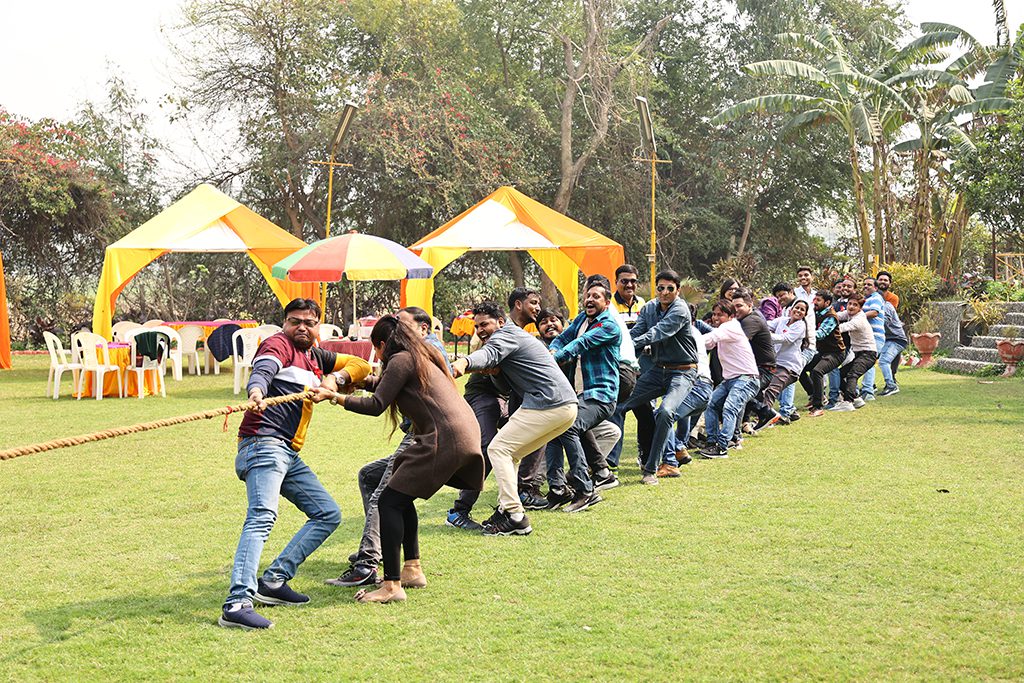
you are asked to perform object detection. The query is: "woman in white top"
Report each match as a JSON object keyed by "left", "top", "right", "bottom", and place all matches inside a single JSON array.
[
  {"left": 753, "top": 300, "right": 810, "bottom": 430},
  {"left": 700, "top": 299, "right": 761, "bottom": 458},
  {"left": 833, "top": 293, "right": 879, "bottom": 411}
]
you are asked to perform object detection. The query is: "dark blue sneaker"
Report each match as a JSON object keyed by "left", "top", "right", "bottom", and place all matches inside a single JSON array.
[
  {"left": 219, "top": 604, "right": 273, "bottom": 630},
  {"left": 324, "top": 564, "right": 380, "bottom": 587},
  {"left": 446, "top": 508, "right": 483, "bottom": 531},
  {"left": 254, "top": 579, "right": 309, "bottom": 606}
]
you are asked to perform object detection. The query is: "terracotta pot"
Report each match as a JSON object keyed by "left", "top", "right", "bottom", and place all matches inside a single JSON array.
[
  {"left": 911, "top": 332, "right": 942, "bottom": 366},
  {"left": 996, "top": 339, "right": 1024, "bottom": 377}
]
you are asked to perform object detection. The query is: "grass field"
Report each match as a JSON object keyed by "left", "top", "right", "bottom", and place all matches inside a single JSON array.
[{"left": 1, "top": 355, "right": 1022, "bottom": 681}]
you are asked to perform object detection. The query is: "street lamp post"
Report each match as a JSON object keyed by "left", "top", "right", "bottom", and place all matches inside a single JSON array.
[
  {"left": 634, "top": 97, "right": 670, "bottom": 291},
  {"left": 310, "top": 102, "right": 358, "bottom": 319}
]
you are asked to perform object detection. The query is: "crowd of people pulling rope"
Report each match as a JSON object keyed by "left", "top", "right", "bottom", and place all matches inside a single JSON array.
[{"left": 218, "top": 263, "right": 909, "bottom": 629}]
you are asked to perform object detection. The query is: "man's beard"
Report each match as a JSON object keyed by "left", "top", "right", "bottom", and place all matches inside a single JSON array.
[{"left": 292, "top": 336, "right": 314, "bottom": 351}]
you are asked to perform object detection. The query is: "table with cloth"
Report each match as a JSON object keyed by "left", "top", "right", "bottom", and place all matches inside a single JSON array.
[
  {"left": 163, "top": 320, "right": 259, "bottom": 338},
  {"left": 321, "top": 339, "right": 374, "bottom": 361},
  {"left": 75, "top": 343, "right": 158, "bottom": 398}
]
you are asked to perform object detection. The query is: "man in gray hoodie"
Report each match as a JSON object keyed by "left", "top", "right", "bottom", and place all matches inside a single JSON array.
[{"left": 451, "top": 302, "right": 578, "bottom": 536}]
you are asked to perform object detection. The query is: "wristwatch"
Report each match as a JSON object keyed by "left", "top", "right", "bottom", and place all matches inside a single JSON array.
[{"left": 330, "top": 394, "right": 342, "bottom": 406}]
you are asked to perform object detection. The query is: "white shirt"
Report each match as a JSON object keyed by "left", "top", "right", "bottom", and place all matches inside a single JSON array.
[
  {"left": 768, "top": 316, "right": 807, "bottom": 373},
  {"left": 613, "top": 313, "right": 638, "bottom": 369},
  {"left": 838, "top": 312, "right": 877, "bottom": 353},
  {"left": 690, "top": 327, "right": 711, "bottom": 381}
]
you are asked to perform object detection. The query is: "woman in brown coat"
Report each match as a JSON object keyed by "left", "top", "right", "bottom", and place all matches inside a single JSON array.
[{"left": 321, "top": 315, "right": 484, "bottom": 603}]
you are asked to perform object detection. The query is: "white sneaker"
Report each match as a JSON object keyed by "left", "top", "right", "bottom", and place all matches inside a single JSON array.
[
  {"left": 832, "top": 400, "right": 855, "bottom": 412},
  {"left": 852, "top": 397, "right": 866, "bottom": 408}
]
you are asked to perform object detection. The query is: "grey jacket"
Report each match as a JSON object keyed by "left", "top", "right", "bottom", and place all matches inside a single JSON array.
[
  {"left": 630, "top": 298, "right": 698, "bottom": 366},
  {"left": 464, "top": 322, "right": 578, "bottom": 410}
]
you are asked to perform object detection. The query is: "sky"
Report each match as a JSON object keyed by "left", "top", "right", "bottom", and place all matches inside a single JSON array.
[{"left": 1, "top": 0, "right": 1020, "bottom": 182}]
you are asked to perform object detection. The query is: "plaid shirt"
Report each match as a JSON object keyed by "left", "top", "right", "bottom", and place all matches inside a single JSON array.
[{"left": 549, "top": 308, "right": 621, "bottom": 404}]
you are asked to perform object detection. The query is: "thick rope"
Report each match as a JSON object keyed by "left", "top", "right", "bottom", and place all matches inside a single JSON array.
[{"left": 0, "top": 391, "right": 311, "bottom": 462}]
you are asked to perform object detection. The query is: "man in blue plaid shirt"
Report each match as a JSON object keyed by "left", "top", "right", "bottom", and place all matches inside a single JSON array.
[{"left": 547, "top": 280, "right": 621, "bottom": 513}]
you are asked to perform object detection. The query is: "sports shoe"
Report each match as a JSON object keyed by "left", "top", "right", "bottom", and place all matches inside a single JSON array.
[
  {"left": 861, "top": 393, "right": 876, "bottom": 401},
  {"left": 593, "top": 471, "right": 620, "bottom": 491},
  {"left": 777, "top": 415, "right": 791, "bottom": 426},
  {"left": 520, "top": 489, "right": 549, "bottom": 511},
  {"left": 325, "top": 564, "right": 380, "bottom": 587},
  {"left": 481, "top": 508, "right": 532, "bottom": 536},
  {"left": 852, "top": 397, "right": 866, "bottom": 408},
  {"left": 699, "top": 444, "right": 728, "bottom": 459},
  {"left": 675, "top": 448, "right": 693, "bottom": 465},
  {"left": 640, "top": 473, "right": 659, "bottom": 485},
  {"left": 564, "top": 491, "right": 602, "bottom": 513},
  {"left": 219, "top": 604, "right": 273, "bottom": 630},
  {"left": 831, "top": 400, "right": 855, "bottom": 412},
  {"left": 727, "top": 439, "right": 743, "bottom": 450},
  {"left": 544, "top": 487, "right": 574, "bottom": 510},
  {"left": 878, "top": 385, "right": 900, "bottom": 397},
  {"left": 254, "top": 579, "right": 309, "bottom": 606},
  {"left": 656, "top": 463, "right": 681, "bottom": 478},
  {"left": 824, "top": 401, "right": 838, "bottom": 411},
  {"left": 741, "top": 421, "right": 755, "bottom": 435},
  {"left": 787, "top": 412, "right": 801, "bottom": 422},
  {"left": 753, "top": 410, "right": 781, "bottom": 433},
  {"left": 445, "top": 508, "right": 483, "bottom": 531}
]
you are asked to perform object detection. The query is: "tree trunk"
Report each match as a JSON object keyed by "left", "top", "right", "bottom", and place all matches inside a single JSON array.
[
  {"left": 508, "top": 251, "right": 525, "bottom": 288},
  {"left": 736, "top": 201, "right": 754, "bottom": 256},
  {"left": 849, "top": 142, "right": 873, "bottom": 272},
  {"left": 910, "top": 150, "right": 930, "bottom": 265},
  {"left": 871, "top": 142, "right": 885, "bottom": 265}
]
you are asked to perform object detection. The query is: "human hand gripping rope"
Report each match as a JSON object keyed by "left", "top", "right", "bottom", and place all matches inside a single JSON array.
[{"left": 0, "top": 391, "right": 314, "bottom": 462}]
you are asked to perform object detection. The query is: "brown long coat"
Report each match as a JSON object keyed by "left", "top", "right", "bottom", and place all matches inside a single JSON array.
[{"left": 344, "top": 351, "right": 484, "bottom": 499}]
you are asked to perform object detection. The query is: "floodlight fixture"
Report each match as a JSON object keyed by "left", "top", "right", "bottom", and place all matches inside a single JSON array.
[
  {"left": 330, "top": 102, "right": 359, "bottom": 156},
  {"left": 635, "top": 96, "right": 656, "bottom": 156}
]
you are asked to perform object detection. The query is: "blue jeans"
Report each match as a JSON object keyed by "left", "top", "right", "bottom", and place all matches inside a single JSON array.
[
  {"left": 662, "top": 377, "right": 714, "bottom": 462},
  {"left": 827, "top": 367, "right": 841, "bottom": 404},
  {"left": 226, "top": 436, "right": 341, "bottom": 606},
  {"left": 779, "top": 349, "right": 815, "bottom": 416},
  {"left": 878, "top": 340, "right": 907, "bottom": 389},
  {"left": 704, "top": 375, "right": 760, "bottom": 449},
  {"left": 549, "top": 396, "right": 614, "bottom": 494},
  {"left": 617, "top": 366, "right": 698, "bottom": 475}
]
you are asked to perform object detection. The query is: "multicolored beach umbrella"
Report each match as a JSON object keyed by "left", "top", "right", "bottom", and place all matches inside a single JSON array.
[{"left": 271, "top": 232, "right": 434, "bottom": 282}]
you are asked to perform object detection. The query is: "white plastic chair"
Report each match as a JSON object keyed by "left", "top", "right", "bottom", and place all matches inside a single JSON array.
[
  {"left": 111, "top": 321, "right": 142, "bottom": 342},
  {"left": 43, "top": 331, "right": 82, "bottom": 399},
  {"left": 176, "top": 325, "right": 205, "bottom": 375},
  {"left": 124, "top": 329, "right": 167, "bottom": 399},
  {"left": 142, "top": 319, "right": 165, "bottom": 328},
  {"left": 318, "top": 323, "right": 344, "bottom": 341},
  {"left": 357, "top": 325, "right": 373, "bottom": 341},
  {"left": 254, "top": 324, "right": 282, "bottom": 342},
  {"left": 346, "top": 323, "right": 360, "bottom": 340},
  {"left": 71, "top": 331, "right": 123, "bottom": 400},
  {"left": 232, "top": 328, "right": 263, "bottom": 395},
  {"left": 148, "top": 325, "right": 184, "bottom": 381}
]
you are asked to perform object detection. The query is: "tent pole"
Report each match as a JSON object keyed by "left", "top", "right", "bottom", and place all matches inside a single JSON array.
[{"left": 649, "top": 150, "right": 657, "bottom": 290}]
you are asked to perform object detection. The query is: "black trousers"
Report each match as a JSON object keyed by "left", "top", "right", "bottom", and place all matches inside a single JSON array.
[
  {"left": 452, "top": 393, "right": 502, "bottom": 514},
  {"left": 841, "top": 351, "right": 878, "bottom": 401},
  {"left": 799, "top": 351, "right": 844, "bottom": 409},
  {"left": 377, "top": 486, "right": 419, "bottom": 582}
]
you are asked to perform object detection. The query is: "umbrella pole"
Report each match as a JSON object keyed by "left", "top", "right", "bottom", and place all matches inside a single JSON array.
[{"left": 352, "top": 279, "right": 357, "bottom": 329}]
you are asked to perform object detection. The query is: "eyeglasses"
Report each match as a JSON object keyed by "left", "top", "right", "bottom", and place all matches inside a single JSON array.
[
  {"left": 656, "top": 285, "right": 677, "bottom": 292},
  {"left": 285, "top": 317, "right": 319, "bottom": 328},
  {"left": 618, "top": 278, "right": 638, "bottom": 285}
]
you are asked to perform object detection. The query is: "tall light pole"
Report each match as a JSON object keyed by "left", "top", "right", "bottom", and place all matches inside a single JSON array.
[
  {"left": 310, "top": 102, "right": 358, "bottom": 318},
  {"left": 634, "top": 97, "right": 670, "bottom": 291}
]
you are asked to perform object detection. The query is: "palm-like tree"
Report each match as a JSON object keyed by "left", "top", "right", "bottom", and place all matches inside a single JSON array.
[{"left": 712, "top": 26, "right": 914, "bottom": 270}]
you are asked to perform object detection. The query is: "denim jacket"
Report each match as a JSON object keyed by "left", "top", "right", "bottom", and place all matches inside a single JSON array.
[{"left": 629, "top": 298, "right": 698, "bottom": 366}]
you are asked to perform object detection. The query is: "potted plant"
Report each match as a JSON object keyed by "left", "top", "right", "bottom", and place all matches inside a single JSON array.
[
  {"left": 996, "top": 324, "right": 1024, "bottom": 377},
  {"left": 910, "top": 308, "right": 942, "bottom": 366},
  {"left": 963, "top": 296, "right": 1004, "bottom": 341}
]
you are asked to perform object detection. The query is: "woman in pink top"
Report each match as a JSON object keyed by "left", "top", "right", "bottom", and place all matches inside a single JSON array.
[{"left": 699, "top": 299, "right": 761, "bottom": 459}]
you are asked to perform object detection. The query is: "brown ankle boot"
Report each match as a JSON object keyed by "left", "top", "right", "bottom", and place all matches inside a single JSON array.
[{"left": 400, "top": 559, "right": 427, "bottom": 588}]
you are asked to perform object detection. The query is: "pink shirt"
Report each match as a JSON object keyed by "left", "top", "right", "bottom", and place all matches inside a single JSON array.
[{"left": 704, "top": 318, "right": 759, "bottom": 379}]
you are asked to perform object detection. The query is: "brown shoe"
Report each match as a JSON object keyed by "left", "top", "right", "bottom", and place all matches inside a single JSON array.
[
  {"left": 675, "top": 448, "right": 692, "bottom": 465},
  {"left": 400, "top": 559, "right": 427, "bottom": 589},
  {"left": 656, "top": 463, "right": 681, "bottom": 478}
]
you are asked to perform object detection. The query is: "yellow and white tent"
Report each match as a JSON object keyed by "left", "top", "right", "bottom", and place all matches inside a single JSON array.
[
  {"left": 92, "top": 184, "right": 319, "bottom": 338},
  {"left": 401, "top": 187, "right": 624, "bottom": 317}
]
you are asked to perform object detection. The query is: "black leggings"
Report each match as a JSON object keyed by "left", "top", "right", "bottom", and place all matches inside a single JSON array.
[{"left": 377, "top": 486, "right": 419, "bottom": 582}]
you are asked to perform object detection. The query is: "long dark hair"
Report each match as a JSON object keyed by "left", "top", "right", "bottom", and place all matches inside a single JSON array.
[
  {"left": 789, "top": 300, "right": 811, "bottom": 351},
  {"left": 370, "top": 315, "right": 452, "bottom": 434},
  {"left": 719, "top": 278, "right": 740, "bottom": 300}
]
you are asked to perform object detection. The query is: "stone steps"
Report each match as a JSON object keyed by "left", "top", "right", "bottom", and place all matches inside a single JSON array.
[
  {"left": 1003, "top": 302, "right": 1024, "bottom": 313},
  {"left": 989, "top": 324, "right": 1024, "bottom": 338},
  {"left": 970, "top": 335, "right": 999, "bottom": 349},
  {"left": 1003, "top": 312, "right": 1024, "bottom": 325},
  {"left": 955, "top": 346, "right": 1002, "bottom": 362},
  {"left": 934, "top": 357, "right": 1001, "bottom": 375}
]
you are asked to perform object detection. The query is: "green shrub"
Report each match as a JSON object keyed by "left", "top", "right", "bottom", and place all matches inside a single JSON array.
[
  {"left": 985, "top": 280, "right": 1024, "bottom": 302},
  {"left": 965, "top": 296, "right": 1005, "bottom": 334},
  {"left": 882, "top": 262, "right": 940, "bottom": 324}
]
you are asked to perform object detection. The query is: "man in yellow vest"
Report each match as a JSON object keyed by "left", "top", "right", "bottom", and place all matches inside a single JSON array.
[{"left": 607, "top": 265, "right": 648, "bottom": 470}]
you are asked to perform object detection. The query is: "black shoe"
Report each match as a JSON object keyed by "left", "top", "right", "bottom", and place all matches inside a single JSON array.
[
  {"left": 564, "top": 491, "right": 602, "bottom": 513},
  {"left": 699, "top": 444, "right": 729, "bottom": 459},
  {"left": 219, "top": 604, "right": 273, "bottom": 630},
  {"left": 324, "top": 564, "right": 380, "bottom": 587},
  {"left": 787, "top": 412, "right": 800, "bottom": 422},
  {"left": 519, "top": 489, "right": 549, "bottom": 510},
  {"left": 481, "top": 508, "right": 532, "bottom": 536},
  {"left": 593, "top": 471, "right": 620, "bottom": 491},
  {"left": 254, "top": 579, "right": 309, "bottom": 606},
  {"left": 544, "top": 486, "right": 575, "bottom": 510},
  {"left": 878, "top": 385, "right": 900, "bottom": 397},
  {"left": 446, "top": 508, "right": 483, "bottom": 530},
  {"left": 753, "top": 410, "right": 781, "bottom": 433}
]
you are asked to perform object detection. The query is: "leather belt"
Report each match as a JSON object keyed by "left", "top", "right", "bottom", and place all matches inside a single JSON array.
[{"left": 658, "top": 363, "right": 697, "bottom": 370}]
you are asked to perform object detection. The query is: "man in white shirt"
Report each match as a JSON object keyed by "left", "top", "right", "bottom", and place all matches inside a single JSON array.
[{"left": 794, "top": 266, "right": 816, "bottom": 303}]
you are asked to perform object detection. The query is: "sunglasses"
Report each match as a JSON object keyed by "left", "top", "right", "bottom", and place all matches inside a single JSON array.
[
  {"left": 286, "top": 317, "right": 319, "bottom": 328},
  {"left": 656, "top": 285, "right": 677, "bottom": 292},
  {"left": 618, "top": 278, "right": 638, "bottom": 285}
]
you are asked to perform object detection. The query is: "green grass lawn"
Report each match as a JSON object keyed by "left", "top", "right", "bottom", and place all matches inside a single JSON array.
[{"left": 1, "top": 356, "right": 1022, "bottom": 681}]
